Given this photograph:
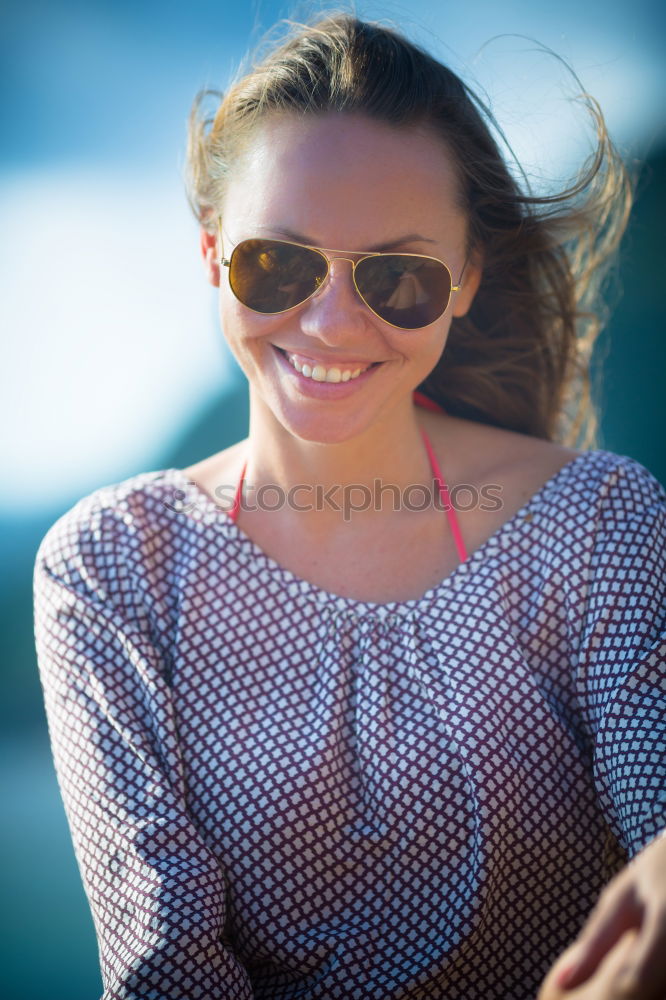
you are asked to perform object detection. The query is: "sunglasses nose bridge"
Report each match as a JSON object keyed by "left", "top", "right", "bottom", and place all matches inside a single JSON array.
[
  {"left": 311, "top": 253, "right": 362, "bottom": 301},
  {"left": 320, "top": 253, "right": 375, "bottom": 308},
  {"left": 326, "top": 254, "right": 359, "bottom": 265},
  {"left": 301, "top": 253, "right": 375, "bottom": 333}
]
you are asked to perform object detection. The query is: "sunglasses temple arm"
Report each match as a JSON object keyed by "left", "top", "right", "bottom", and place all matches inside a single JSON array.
[
  {"left": 452, "top": 255, "right": 471, "bottom": 292},
  {"left": 216, "top": 215, "right": 230, "bottom": 266}
]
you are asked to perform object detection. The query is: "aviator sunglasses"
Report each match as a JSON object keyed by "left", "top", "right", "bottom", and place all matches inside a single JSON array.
[{"left": 218, "top": 219, "right": 467, "bottom": 331}]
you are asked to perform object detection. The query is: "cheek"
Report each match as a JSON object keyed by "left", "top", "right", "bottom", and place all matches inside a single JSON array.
[
  {"left": 219, "top": 276, "right": 245, "bottom": 319},
  {"left": 218, "top": 288, "right": 286, "bottom": 358},
  {"left": 418, "top": 318, "right": 452, "bottom": 367},
  {"left": 219, "top": 291, "right": 246, "bottom": 341}
]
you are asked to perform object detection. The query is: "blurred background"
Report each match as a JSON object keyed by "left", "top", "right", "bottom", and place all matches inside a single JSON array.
[{"left": 1, "top": 0, "right": 664, "bottom": 995}]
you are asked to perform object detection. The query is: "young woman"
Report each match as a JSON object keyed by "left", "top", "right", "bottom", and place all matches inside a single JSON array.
[{"left": 33, "top": 13, "right": 665, "bottom": 1000}]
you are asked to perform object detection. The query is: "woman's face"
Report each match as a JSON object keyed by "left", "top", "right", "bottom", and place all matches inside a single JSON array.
[{"left": 204, "top": 111, "right": 481, "bottom": 445}]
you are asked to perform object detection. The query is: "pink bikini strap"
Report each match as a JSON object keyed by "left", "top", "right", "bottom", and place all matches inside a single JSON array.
[
  {"left": 229, "top": 460, "right": 246, "bottom": 524},
  {"left": 412, "top": 390, "right": 442, "bottom": 414},
  {"left": 420, "top": 428, "right": 468, "bottom": 563},
  {"left": 230, "top": 431, "right": 467, "bottom": 565}
]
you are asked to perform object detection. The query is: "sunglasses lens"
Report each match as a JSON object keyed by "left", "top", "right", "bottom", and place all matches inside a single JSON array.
[
  {"left": 355, "top": 254, "right": 452, "bottom": 329},
  {"left": 229, "top": 239, "right": 327, "bottom": 314}
]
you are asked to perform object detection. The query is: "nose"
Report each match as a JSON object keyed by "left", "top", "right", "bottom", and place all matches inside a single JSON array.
[{"left": 298, "top": 256, "right": 372, "bottom": 344}]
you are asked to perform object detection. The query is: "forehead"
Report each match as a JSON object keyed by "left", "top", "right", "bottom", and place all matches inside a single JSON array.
[{"left": 222, "top": 111, "right": 465, "bottom": 248}]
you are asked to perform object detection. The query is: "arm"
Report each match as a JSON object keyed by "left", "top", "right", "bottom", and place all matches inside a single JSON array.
[
  {"left": 540, "top": 458, "right": 666, "bottom": 999},
  {"left": 33, "top": 499, "right": 254, "bottom": 1000}
]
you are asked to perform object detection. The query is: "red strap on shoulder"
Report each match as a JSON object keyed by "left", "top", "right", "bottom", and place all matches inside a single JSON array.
[
  {"left": 413, "top": 390, "right": 446, "bottom": 414},
  {"left": 229, "top": 460, "right": 246, "bottom": 524}
]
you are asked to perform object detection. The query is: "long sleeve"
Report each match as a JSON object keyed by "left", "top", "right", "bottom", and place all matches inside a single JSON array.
[
  {"left": 573, "top": 457, "right": 666, "bottom": 859},
  {"left": 33, "top": 495, "right": 254, "bottom": 1000}
]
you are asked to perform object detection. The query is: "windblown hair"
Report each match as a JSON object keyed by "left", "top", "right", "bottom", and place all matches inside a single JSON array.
[{"left": 185, "top": 11, "right": 633, "bottom": 447}]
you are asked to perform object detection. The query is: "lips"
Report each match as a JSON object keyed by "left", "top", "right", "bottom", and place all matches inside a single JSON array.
[
  {"left": 274, "top": 346, "right": 381, "bottom": 382},
  {"left": 272, "top": 344, "right": 383, "bottom": 396}
]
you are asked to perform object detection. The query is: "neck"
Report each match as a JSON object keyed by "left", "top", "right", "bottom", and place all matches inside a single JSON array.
[{"left": 243, "top": 392, "right": 442, "bottom": 525}]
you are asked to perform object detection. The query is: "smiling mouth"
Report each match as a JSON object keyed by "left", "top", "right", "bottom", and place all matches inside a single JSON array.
[{"left": 274, "top": 346, "right": 382, "bottom": 383}]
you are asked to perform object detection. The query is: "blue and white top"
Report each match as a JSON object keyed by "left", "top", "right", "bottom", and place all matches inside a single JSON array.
[{"left": 33, "top": 447, "right": 666, "bottom": 999}]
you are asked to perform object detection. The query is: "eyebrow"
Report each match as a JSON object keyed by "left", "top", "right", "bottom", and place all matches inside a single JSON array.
[{"left": 257, "top": 225, "right": 438, "bottom": 252}]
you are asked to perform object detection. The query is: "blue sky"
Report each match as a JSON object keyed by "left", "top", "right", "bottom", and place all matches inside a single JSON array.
[{"left": 2, "top": 0, "right": 664, "bottom": 513}]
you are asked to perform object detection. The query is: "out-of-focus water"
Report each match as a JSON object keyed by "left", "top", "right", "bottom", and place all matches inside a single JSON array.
[{"left": 0, "top": 736, "right": 102, "bottom": 998}]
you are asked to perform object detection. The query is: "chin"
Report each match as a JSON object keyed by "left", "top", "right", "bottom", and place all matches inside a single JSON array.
[
  {"left": 281, "top": 417, "right": 367, "bottom": 447},
  {"left": 267, "top": 401, "right": 373, "bottom": 446}
]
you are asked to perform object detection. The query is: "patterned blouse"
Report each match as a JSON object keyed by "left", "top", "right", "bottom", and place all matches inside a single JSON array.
[{"left": 33, "top": 445, "right": 666, "bottom": 999}]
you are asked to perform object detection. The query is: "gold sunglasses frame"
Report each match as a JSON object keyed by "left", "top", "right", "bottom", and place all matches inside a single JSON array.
[{"left": 217, "top": 219, "right": 466, "bottom": 331}]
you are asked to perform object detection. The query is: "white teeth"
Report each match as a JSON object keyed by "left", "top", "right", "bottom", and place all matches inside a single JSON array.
[{"left": 285, "top": 352, "right": 371, "bottom": 382}]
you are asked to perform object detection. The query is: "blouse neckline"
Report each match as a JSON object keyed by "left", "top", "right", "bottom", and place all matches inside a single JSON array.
[{"left": 166, "top": 450, "right": 594, "bottom": 616}]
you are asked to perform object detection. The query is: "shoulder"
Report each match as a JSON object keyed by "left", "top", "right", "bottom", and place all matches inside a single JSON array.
[
  {"left": 418, "top": 410, "right": 665, "bottom": 556},
  {"left": 416, "top": 411, "right": 580, "bottom": 545},
  {"left": 34, "top": 466, "right": 204, "bottom": 596},
  {"left": 420, "top": 409, "right": 663, "bottom": 507},
  {"left": 422, "top": 411, "right": 575, "bottom": 483}
]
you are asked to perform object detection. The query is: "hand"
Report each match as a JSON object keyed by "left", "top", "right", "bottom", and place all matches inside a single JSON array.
[
  {"left": 538, "top": 929, "right": 640, "bottom": 1000},
  {"left": 537, "top": 829, "right": 666, "bottom": 1000}
]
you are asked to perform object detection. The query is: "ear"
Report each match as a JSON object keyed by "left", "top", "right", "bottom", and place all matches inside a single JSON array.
[
  {"left": 200, "top": 225, "right": 221, "bottom": 287},
  {"left": 451, "top": 250, "right": 483, "bottom": 318}
]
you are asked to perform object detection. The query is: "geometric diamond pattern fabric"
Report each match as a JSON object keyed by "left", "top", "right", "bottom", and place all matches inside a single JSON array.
[{"left": 33, "top": 448, "right": 666, "bottom": 999}]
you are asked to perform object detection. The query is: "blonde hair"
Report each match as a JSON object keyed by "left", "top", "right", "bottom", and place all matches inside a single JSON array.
[{"left": 185, "top": 11, "right": 633, "bottom": 447}]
